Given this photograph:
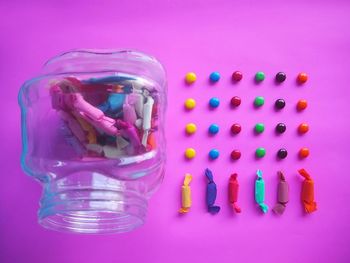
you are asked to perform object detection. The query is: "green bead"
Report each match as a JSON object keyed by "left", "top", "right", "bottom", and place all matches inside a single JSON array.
[
  {"left": 255, "top": 71, "right": 265, "bottom": 82},
  {"left": 254, "top": 96, "right": 265, "bottom": 107},
  {"left": 255, "top": 123, "right": 265, "bottom": 133},
  {"left": 256, "top": 147, "right": 266, "bottom": 158}
]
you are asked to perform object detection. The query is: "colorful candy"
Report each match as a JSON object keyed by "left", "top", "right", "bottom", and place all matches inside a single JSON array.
[
  {"left": 230, "top": 96, "right": 241, "bottom": 107},
  {"left": 297, "top": 72, "right": 308, "bottom": 84},
  {"left": 229, "top": 173, "right": 241, "bottom": 213},
  {"left": 254, "top": 96, "right": 265, "bottom": 107},
  {"left": 297, "top": 99, "right": 308, "bottom": 111},
  {"left": 185, "top": 123, "right": 197, "bottom": 135},
  {"left": 185, "top": 98, "right": 196, "bottom": 110},
  {"left": 208, "top": 124, "right": 219, "bottom": 135},
  {"left": 277, "top": 148, "right": 288, "bottom": 159},
  {"left": 230, "top": 149, "right": 241, "bottom": 160},
  {"left": 254, "top": 123, "right": 265, "bottom": 134},
  {"left": 275, "top": 123, "right": 286, "bottom": 134},
  {"left": 232, "top": 71, "right": 243, "bottom": 82},
  {"left": 255, "top": 71, "right": 265, "bottom": 82},
  {"left": 209, "top": 71, "right": 221, "bottom": 82},
  {"left": 256, "top": 147, "right": 266, "bottom": 158},
  {"left": 275, "top": 72, "right": 286, "bottom": 83},
  {"left": 298, "top": 169, "right": 317, "bottom": 213},
  {"left": 179, "top": 173, "right": 193, "bottom": 213},
  {"left": 273, "top": 171, "right": 289, "bottom": 215},
  {"left": 205, "top": 168, "right": 221, "bottom": 214},
  {"left": 209, "top": 149, "right": 220, "bottom": 160},
  {"left": 299, "top": 147, "right": 309, "bottom": 158},
  {"left": 231, "top": 123, "right": 242, "bottom": 134},
  {"left": 298, "top": 123, "right": 309, "bottom": 134},
  {"left": 185, "top": 72, "right": 197, "bottom": 84},
  {"left": 255, "top": 170, "right": 268, "bottom": 213},
  {"left": 275, "top": 99, "right": 286, "bottom": 110},
  {"left": 209, "top": 97, "right": 220, "bottom": 108},
  {"left": 185, "top": 148, "right": 196, "bottom": 159}
]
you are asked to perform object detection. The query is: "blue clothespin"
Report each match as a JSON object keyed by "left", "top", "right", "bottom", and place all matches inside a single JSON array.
[{"left": 205, "top": 168, "right": 221, "bottom": 214}]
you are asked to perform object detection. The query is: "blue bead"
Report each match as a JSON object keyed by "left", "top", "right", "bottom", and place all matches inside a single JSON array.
[
  {"left": 208, "top": 124, "right": 219, "bottom": 134},
  {"left": 209, "top": 149, "right": 220, "bottom": 159},
  {"left": 209, "top": 97, "right": 220, "bottom": 108},
  {"left": 210, "top": 71, "right": 220, "bottom": 82}
]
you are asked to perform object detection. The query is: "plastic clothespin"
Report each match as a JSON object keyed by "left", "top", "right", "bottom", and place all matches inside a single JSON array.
[
  {"left": 205, "top": 168, "right": 221, "bottom": 214},
  {"left": 142, "top": 96, "right": 154, "bottom": 147},
  {"left": 255, "top": 170, "right": 269, "bottom": 213},
  {"left": 298, "top": 169, "right": 317, "bottom": 213},
  {"left": 179, "top": 174, "right": 193, "bottom": 213},
  {"left": 123, "top": 97, "right": 137, "bottom": 125},
  {"left": 116, "top": 119, "right": 142, "bottom": 151},
  {"left": 273, "top": 171, "right": 289, "bottom": 215},
  {"left": 229, "top": 173, "right": 241, "bottom": 213}
]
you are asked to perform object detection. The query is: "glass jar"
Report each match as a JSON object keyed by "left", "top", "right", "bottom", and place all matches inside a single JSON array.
[{"left": 18, "top": 49, "right": 167, "bottom": 234}]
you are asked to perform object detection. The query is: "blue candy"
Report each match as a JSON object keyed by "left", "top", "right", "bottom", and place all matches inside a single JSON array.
[
  {"left": 205, "top": 168, "right": 221, "bottom": 214},
  {"left": 209, "top": 97, "right": 220, "bottom": 108},
  {"left": 209, "top": 71, "right": 220, "bottom": 82},
  {"left": 208, "top": 124, "right": 219, "bottom": 135},
  {"left": 209, "top": 149, "right": 220, "bottom": 160}
]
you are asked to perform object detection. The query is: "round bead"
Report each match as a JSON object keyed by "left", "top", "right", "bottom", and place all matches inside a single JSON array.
[
  {"left": 209, "top": 71, "right": 220, "bottom": 82},
  {"left": 208, "top": 124, "right": 219, "bottom": 134},
  {"left": 299, "top": 147, "right": 310, "bottom": 158},
  {"left": 209, "top": 149, "right": 220, "bottom": 159},
  {"left": 232, "top": 71, "right": 243, "bottom": 82},
  {"left": 254, "top": 96, "right": 265, "bottom": 107},
  {"left": 276, "top": 123, "right": 286, "bottom": 134},
  {"left": 275, "top": 99, "right": 286, "bottom": 110},
  {"left": 255, "top": 71, "right": 265, "bottom": 82},
  {"left": 275, "top": 72, "right": 286, "bottom": 83},
  {"left": 297, "top": 99, "right": 308, "bottom": 111},
  {"left": 185, "top": 148, "right": 196, "bottom": 159},
  {"left": 185, "top": 123, "right": 197, "bottom": 134},
  {"left": 298, "top": 123, "right": 309, "bottom": 134},
  {"left": 231, "top": 96, "right": 241, "bottom": 107},
  {"left": 185, "top": 72, "right": 197, "bottom": 84},
  {"left": 277, "top": 148, "right": 288, "bottom": 159},
  {"left": 254, "top": 123, "right": 265, "bottom": 134},
  {"left": 209, "top": 97, "right": 220, "bottom": 108},
  {"left": 231, "top": 123, "right": 241, "bottom": 134},
  {"left": 230, "top": 149, "right": 241, "bottom": 160},
  {"left": 255, "top": 147, "right": 266, "bottom": 158},
  {"left": 297, "top": 72, "right": 308, "bottom": 84},
  {"left": 184, "top": 98, "right": 196, "bottom": 110}
]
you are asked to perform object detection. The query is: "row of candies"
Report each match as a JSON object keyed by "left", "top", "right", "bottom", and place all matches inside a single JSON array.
[
  {"left": 179, "top": 168, "right": 317, "bottom": 215},
  {"left": 49, "top": 76, "right": 158, "bottom": 159}
]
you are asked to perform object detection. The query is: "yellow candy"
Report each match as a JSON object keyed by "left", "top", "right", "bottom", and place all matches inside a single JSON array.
[
  {"left": 185, "top": 98, "right": 196, "bottom": 110},
  {"left": 185, "top": 123, "right": 197, "bottom": 134},
  {"left": 179, "top": 173, "right": 193, "bottom": 213},
  {"left": 185, "top": 148, "right": 196, "bottom": 159},
  {"left": 185, "top": 72, "right": 197, "bottom": 84}
]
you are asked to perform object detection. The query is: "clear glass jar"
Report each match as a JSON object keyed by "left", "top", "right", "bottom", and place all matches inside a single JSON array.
[{"left": 18, "top": 50, "right": 167, "bottom": 234}]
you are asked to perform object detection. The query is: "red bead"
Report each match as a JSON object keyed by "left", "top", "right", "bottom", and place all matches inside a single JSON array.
[
  {"left": 231, "top": 150, "right": 241, "bottom": 160},
  {"left": 230, "top": 96, "right": 241, "bottom": 107},
  {"left": 232, "top": 71, "right": 243, "bottom": 81},
  {"left": 231, "top": 123, "right": 241, "bottom": 134}
]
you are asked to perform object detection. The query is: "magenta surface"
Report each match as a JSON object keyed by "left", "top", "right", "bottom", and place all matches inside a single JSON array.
[{"left": 1, "top": 0, "right": 350, "bottom": 262}]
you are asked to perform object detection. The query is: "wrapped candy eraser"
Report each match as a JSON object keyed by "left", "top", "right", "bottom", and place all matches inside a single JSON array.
[
  {"left": 298, "top": 169, "right": 317, "bottom": 213},
  {"left": 255, "top": 170, "right": 269, "bottom": 213},
  {"left": 205, "top": 168, "right": 221, "bottom": 214},
  {"left": 228, "top": 173, "right": 241, "bottom": 213},
  {"left": 273, "top": 171, "right": 289, "bottom": 215},
  {"left": 179, "top": 173, "right": 193, "bottom": 213}
]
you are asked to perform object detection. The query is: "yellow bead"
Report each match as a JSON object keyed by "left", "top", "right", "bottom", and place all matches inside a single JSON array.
[
  {"left": 185, "top": 72, "right": 197, "bottom": 84},
  {"left": 185, "top": 148, "right": 196, "bottom": 159},
  {"left": 185, "top": 123, "right": 197, "bottom": 134},
  {"left": 185, "top": 98, "right": 196, "bottom": 110}
]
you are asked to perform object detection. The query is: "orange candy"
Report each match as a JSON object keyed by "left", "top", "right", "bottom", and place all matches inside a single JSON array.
[
  {"left": 297, "top": 72, "right": 308, "bottom": 84},
  {"left": 298, "top": 123, "right": 309, "bottom": 134},
  {"left": 299, "top": 147, "right": 310, "bottom": 158},
  {"left": 297, "top": 99, "right": 308, "bottom": 111}
]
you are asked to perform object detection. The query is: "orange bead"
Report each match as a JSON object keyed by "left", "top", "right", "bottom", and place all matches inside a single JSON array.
[
  {"left": 297, "top": 99, "right": 308, "bottom": 111},
  {"left": 297, "top": 72, "right": 308, "bottom": 84},
  {"left": 299, "top": 147, "right": 310, "bottom": 158},
  {"left": 298, "top": 123, "right": 309, "bottom": 134}
]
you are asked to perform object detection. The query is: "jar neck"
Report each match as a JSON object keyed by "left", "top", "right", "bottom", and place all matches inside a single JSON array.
[{"left": 38, "top": 177, "right": 148, "bottom": 234}]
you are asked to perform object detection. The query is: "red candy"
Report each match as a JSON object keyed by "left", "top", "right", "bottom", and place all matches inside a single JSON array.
[
  {"left": 230, "top": 123, "right": 241, "bottom": 134},
  {"left": 230, "top": 150, "right": 241, "bottom": 160},
  {"left": 230, "top": 96, "right": 241, "bottom": 107},
  {"left": 232, "top": 71, "right": 243, "bottom": 82}
]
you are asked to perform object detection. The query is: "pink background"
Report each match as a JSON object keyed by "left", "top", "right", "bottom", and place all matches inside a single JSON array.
[{"left": 1, "top": 0, "right": 350, "bottom": 262}]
